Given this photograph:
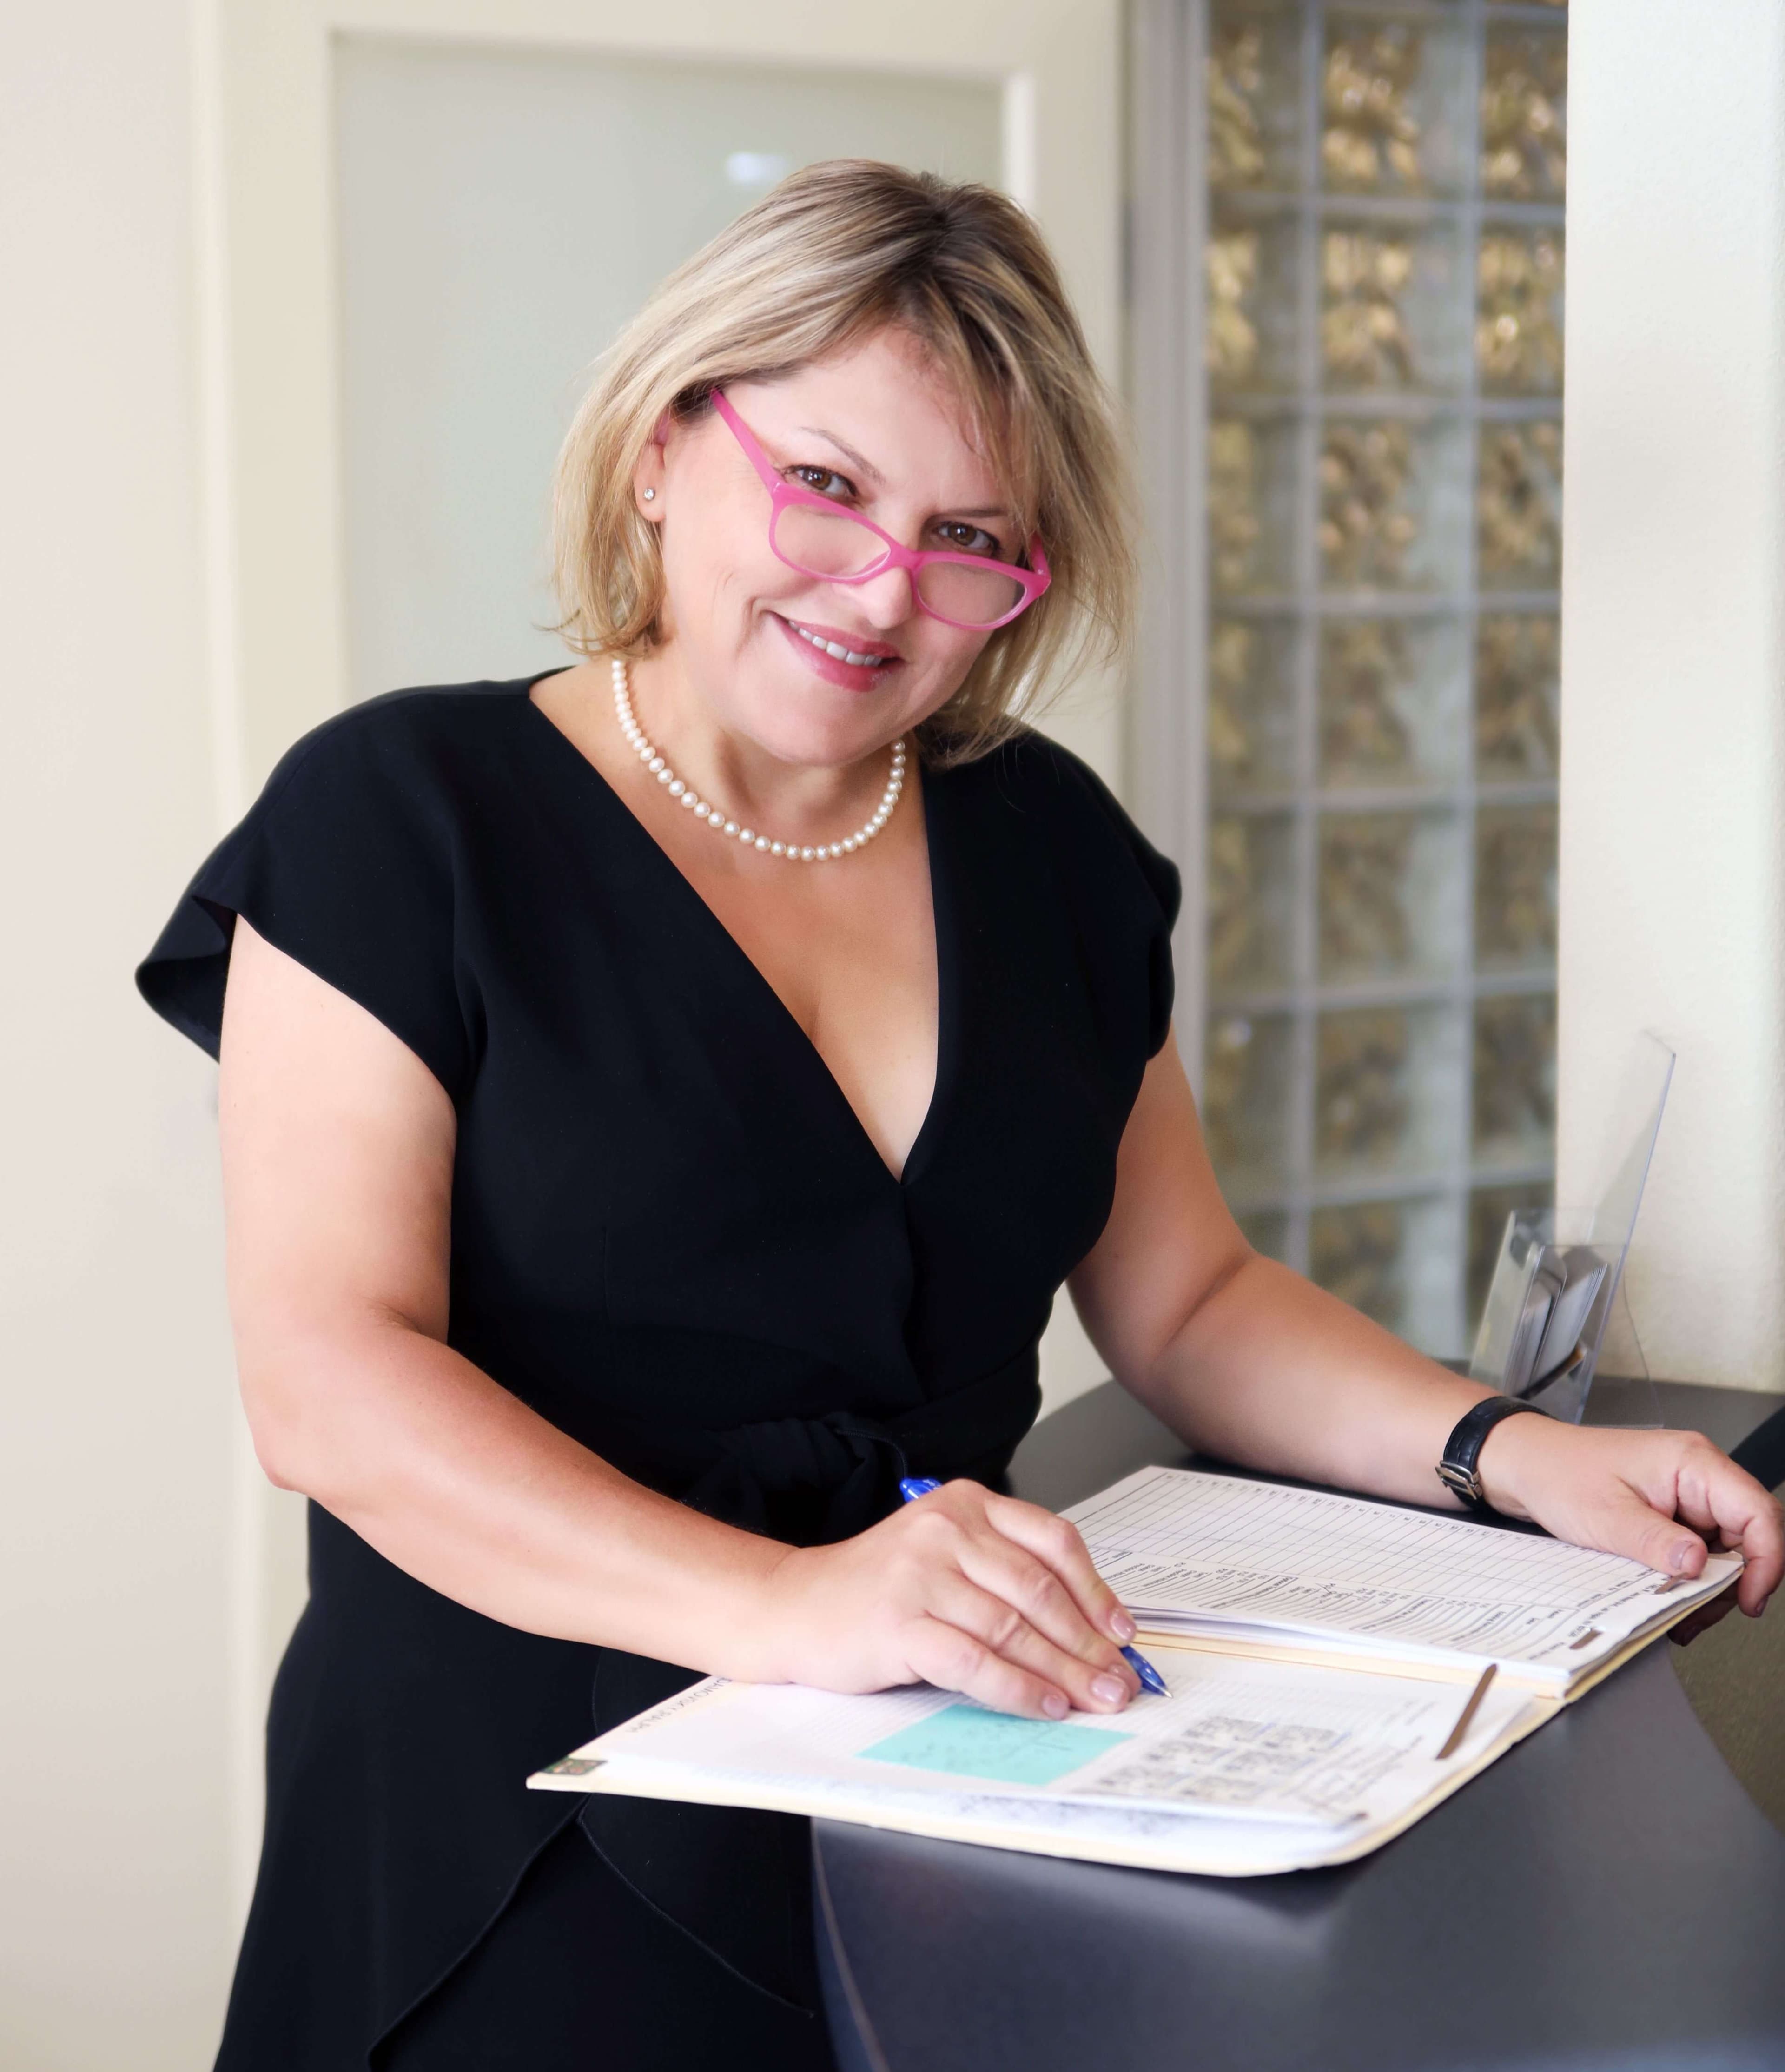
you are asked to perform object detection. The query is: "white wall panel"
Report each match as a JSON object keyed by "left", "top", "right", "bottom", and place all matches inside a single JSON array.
[{"left": 1559, "top": 0, "right": 1785, "bottom": 1392}]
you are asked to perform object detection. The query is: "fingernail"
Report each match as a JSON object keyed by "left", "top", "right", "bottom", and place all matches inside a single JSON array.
[
  {"left": 1110, "top": 1609, "right": 1137, "bottom": 1643},
  {"left": 1091, "top": 1674, "right": 1126, "bottom": 1707},
  {"left": 1041, "top": 1692, "right": 1069, "bottom": 1720},
  {"left": 1673, "top": 1542, "right": 1698, "bottom": 1573}
]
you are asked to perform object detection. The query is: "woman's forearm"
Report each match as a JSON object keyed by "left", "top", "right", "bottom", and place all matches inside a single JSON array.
[
  {"left": 241, "top": 1313, "right": 1155, "bottom": 1721},
  {"left": 1129, "top": 1254, "right": 1491, "bottom": 1507},
  {"left": 242, "top": 1313, "right": 790, "bottom": 1675}
]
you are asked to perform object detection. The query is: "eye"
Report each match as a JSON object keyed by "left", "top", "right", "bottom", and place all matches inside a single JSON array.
[
  {"left": 931, "top": 519, "right": 1008, "bottom": 560},
  {"left": 786, "top": 465, "right": 857, "bottom": 503}
]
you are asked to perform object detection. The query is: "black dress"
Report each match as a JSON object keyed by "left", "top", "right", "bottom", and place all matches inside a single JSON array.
[{"left": 138, "top": 673, "right": 1179, "bottom": 2071}]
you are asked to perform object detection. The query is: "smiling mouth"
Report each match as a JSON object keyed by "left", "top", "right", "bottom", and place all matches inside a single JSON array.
[{"left": 780, "top": 616, "right": 898, "bottom": 669}]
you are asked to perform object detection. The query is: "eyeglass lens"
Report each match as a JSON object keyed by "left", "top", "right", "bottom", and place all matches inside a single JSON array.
[{"left": 771, "top": 503, "right": 1025, "bottom": 628}]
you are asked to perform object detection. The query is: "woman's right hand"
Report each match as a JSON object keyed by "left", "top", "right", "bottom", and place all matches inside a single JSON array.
[{"left": 757, "top": 1481, "right": 1143, "bottom": 1720}]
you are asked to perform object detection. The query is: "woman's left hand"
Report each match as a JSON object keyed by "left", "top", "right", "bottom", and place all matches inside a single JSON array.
[{"left": 1476, "top": 1415, "right": 1785, "bottom": 1618}]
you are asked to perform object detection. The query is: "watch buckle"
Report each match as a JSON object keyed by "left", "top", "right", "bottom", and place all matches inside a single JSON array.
[{"left": 1436, "top": 1461, "right": 1484, "bottom": 1504}]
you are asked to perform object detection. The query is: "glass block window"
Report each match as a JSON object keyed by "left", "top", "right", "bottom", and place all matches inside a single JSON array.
[{"left": 1198, "top": 0, "right": 1565, "bottom": 1355}]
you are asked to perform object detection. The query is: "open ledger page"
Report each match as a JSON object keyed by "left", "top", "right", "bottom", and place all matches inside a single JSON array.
[
  {"left": 531, "top": 1644, "right": 1541, "bottom": 1877},
  {"left": 1066, "top": 1467, "right": 1741, "bottom": 1687}
]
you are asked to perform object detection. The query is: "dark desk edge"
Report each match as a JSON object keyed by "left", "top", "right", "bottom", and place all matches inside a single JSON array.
[{"left": 1732, "top": 1398, "right": 1785, "bottom": 1491}]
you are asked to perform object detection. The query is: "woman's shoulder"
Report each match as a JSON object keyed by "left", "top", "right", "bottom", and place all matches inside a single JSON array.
[
  {"left": 136, "top": 675, "right": 551, "bottom": 1079},
  {"left": 255, "top": 674, "right": 544, "bottom": 821},
  {"left": 946, "top": 725, "right": 1182, "bottom": 928}
]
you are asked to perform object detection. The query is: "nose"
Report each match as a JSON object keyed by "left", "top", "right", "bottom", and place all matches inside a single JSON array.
[{"left": 839, "top": 560, "right": 916, "bottom": 632}]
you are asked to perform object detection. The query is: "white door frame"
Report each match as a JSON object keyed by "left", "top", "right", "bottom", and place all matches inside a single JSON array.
[
  {"left": 1125, "top": 0, "right": 1207, "bottom": 1089},
  {"left": 192, "top": 0, "right": 1124, "bottom": 1918}
]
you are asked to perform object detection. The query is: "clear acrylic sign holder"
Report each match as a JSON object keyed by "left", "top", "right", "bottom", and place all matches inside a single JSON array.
[{"left": 1468, "top": 1033, "right": 1674, "bottom": 1426}]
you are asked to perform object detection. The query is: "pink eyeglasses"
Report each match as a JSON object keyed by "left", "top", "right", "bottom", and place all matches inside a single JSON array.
[{"left": 710, "top": 389, "right": 1051, "bottom": 632}]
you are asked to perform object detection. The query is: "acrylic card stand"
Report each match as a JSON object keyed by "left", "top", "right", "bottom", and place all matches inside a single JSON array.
[{"left": 1469, "top": 1033, "right": 1674, "bottom": 1425}]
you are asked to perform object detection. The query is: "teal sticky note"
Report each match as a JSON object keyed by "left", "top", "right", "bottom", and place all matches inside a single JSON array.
[{"left": 859, "top": 1703, "right": 1131, "bottom": 1787}]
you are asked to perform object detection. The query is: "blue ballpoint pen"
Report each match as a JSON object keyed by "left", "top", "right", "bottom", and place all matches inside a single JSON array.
[{"left": 896, "top": 1476, "right": 1169, "bottom": 1697}]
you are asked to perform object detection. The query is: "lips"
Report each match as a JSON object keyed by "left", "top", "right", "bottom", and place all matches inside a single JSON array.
[{"left": 777, "top": 615, "right": 900, "bottom": 669}]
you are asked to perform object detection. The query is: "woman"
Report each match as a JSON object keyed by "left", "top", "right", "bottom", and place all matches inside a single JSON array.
[{"left": 140, "top": 162, "right": 1780, "bottom": 2070}]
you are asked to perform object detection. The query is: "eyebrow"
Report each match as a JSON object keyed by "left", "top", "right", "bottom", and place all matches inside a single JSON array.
[
  {"left": 795, "top": 425, "right": 886, "bottom": 487},
  {"left": 794, "top": 424, "right": 1013, "bottom": 523}
]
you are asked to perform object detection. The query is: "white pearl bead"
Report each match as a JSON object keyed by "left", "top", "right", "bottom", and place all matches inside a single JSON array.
[
  {"left": 694, "top": 803, "right": 710, "bottom": 820},
  {"left": 668, "top": 779, "right": 685, "bottom": 797},
  {"left": 680, "top": 792, "right": 697, "bottom": 809},
  {"left": 754, "top": 835, "right": 770, "bottom": 851},
  {"left": 648, "top": 755, "right": 664, "bottom": 773},
  {"left": 770, "top": 841, "right": 785, "bottom": 856},
  {"left": 656, "top": 768, "right": 673, "bottom": 784},
  {"left": 739, "top": 829, "right": 754, "bottom": 844},
  {"left": 725, "top": 821, "right": 739, "bottom": 837}
]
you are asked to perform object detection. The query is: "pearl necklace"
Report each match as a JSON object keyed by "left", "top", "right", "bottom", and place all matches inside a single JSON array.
[{"left": 610, "top": 655, "right": 906, "bottom": 862}]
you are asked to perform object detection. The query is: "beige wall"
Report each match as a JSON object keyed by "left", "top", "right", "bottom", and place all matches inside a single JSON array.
[
  {"left": 1559, "top": 0, "right": 1785, "bottom": 1392},
  {"left": 0, "top": 3, "right": 242, "bottom": 2065}
]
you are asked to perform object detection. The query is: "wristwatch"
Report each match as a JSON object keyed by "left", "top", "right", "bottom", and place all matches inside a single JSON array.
[{"left": 1436, "top": 1397, "right": 1548, "bottom": 1513}]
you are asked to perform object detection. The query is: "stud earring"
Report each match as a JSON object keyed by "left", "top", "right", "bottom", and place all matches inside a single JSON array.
[{"left": 642, "top": 489, "right": 656, "bottom": 501}]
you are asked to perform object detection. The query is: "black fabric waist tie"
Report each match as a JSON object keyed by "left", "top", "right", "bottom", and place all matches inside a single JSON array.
[{"left": 662, "top": 1350, "right": 1043, "bottom": 1546}]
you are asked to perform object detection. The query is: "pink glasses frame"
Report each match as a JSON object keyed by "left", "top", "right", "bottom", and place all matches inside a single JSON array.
[{"left": 709, "top": 389, "right": 1051, "bottom": 632}]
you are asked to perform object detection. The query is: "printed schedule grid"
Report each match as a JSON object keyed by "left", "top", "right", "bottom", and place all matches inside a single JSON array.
[{"left": 1067, "top": 1468, "right": 1686, "bottom": 1668}]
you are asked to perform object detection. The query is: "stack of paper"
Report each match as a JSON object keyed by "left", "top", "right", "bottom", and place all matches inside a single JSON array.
[
  {"left": 530, "top": 1465, "right": 1740, "bottom": 1876},
  {"left": 1066, "top": 1467, "right": 1728, "bottom": 1696}
]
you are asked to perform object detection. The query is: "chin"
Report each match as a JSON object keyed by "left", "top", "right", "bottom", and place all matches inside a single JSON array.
[{"left": 740, "top": 644, "right": 927, "bottom": 767}]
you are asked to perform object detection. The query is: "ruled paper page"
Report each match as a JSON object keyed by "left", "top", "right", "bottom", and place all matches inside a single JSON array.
[{"left": 1065, "top": 1467, "right": 1740, "bottom": 1679}]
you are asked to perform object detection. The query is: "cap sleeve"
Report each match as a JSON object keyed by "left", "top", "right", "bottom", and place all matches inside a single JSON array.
[
  {"left": 1132, "top": 828, "right": 1182, "bottom": 1059},
  {"left": 1055, "top": 747, "right": 1183, "bottom": 1059},
  {"left": 136, "top": 701, "right": 475, "bottom": 1102}
]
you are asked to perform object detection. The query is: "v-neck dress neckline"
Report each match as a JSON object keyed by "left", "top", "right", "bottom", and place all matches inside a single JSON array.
[{"left": 519, "top": 673, "right": 952, "bottom": 1191}]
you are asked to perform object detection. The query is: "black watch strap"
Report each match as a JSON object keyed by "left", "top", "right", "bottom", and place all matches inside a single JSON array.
[{"left": 1437, "top": 1397, "right": 1547, "bottom": 1513}]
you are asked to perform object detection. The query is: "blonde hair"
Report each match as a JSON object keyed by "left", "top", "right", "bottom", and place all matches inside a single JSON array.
[{"left": 551, "top": 159, "right": 1134, "bottom": 762}]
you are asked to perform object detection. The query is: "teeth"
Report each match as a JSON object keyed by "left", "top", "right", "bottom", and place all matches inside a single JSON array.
[{"left": 791, "top": 622, "right": 888, "bottom": 668}]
